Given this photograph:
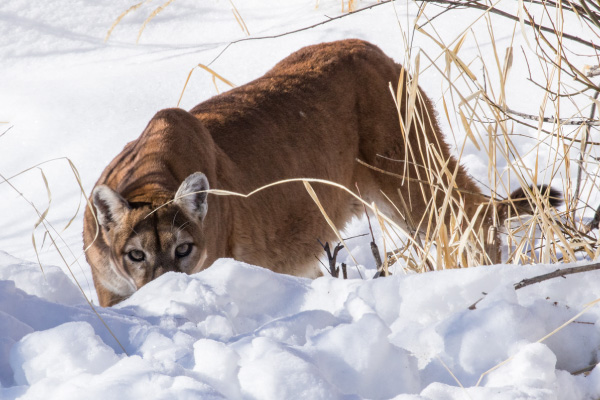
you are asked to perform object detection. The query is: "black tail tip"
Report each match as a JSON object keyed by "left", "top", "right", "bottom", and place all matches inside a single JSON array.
[
  {"left": 537, "top": 184, "right": 563, "bottom": 208},
  {"left": 508, "top": 184, "right": 563, "bottom": 208}
]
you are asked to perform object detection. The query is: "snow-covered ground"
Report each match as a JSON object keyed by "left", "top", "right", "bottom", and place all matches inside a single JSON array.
[
  {"left": 1, "top": 0, "right": 599, "bottom": 398},
  {"left": 2, "top": 251, "right": 600, "bottom": 399}
]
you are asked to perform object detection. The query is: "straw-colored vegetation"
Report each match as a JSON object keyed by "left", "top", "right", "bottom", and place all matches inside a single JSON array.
[
  {"left": 340, "top": 0, "right": 600, "bottom": 274},
  {"left": 341, "top": 4, "right": 587, "bottom": 275},
  {"left": 0, "top": 158, "right": 127, "bottom": 353},
  {"left": 105, "top": 0, "right": 251, "bottom": 43}
]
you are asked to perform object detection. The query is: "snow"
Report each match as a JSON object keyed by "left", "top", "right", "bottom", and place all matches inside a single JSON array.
[
  {"left": 1, "top": 253, "right": 600, "bottom": 398},
  {"left": 1, "top": 0, "right": 600, "bottom": 398}
]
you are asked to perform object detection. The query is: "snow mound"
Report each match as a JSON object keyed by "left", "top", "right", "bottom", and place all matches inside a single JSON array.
[
  {"left": 0, "top": 251, "right": 84, "bottom": 306},
  {"left": 1, "top": 255, "right": 600, "bottom": 399}
]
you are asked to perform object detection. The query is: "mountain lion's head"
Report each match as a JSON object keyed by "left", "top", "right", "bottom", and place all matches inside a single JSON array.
[{"left": 90, "top": 172, "right": 210, "bottom": 294}]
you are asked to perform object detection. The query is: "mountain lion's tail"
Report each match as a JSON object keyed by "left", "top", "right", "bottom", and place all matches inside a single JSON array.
[{"left": 497, "top": 184, "right": 563, "bottom": 221}]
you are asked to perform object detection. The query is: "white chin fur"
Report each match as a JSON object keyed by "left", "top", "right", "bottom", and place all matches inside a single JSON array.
[
  {"left": 190, "top": 249, "right": 208, "bottom": 273},
  {"left": 100, "top": 260, "right": 137, "bottom": 296}
]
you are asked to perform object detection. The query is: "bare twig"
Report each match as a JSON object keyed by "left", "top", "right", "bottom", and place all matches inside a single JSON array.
[
  {"left": 420, "top": 0, "right": 600, "bottom": 51},
  {"left": 586, "top": 65, "right": 600, "bottom": 78},
  {"left": 572, "top": 363, "right": 599, "bottom": 375},
  {"left": 371, "top": 242, "right": 383, "bottom": 271},
  {"left": 514, "top": 263, "right": 600, "bottom": 290},
  {"left": 314, "top": 254, "right": 328, "bottom": 270},
  {"left": 0, "top": 125, "right": 13, "bottom": 139},
  {"left": 207, "top": 0, "right": 394, "bottom": 66},
  {"left": 504, "top": 107, "right": 600, "bottom": 126},
  {"left": 527, "top": 0, "right": 599, "bottom": 26},
  {"left": 483, "top": 96, "right": 600, "bottom": 145},
  {"left": 468, "top": 292, "right": 487, "bottom": 310},
  {"left": 355, "top": 183, "right": 376, "bottom": 244},
  {"left": 499, "top": 126, "right": 600, "bottom": 146},
  {"left": 343, "top": 233, "right": 370, "bottom": 241},
  {"left": 318, "top": 239, "right": 344, "bottom": 277},
  {"left": 574, "top": 86, "right": 600, "bottom": 222},
  {"left": 355, "top": 183, "right": 386, "bottom": 277},
  {"left": 206, "top": 0, "right": 600, "bottom": 68},
  {"left": 468, "top": 263, "right": 600, "bottom": 310},
  {"left": 583, "top": 203, "right": 600, "bottom": 233}
]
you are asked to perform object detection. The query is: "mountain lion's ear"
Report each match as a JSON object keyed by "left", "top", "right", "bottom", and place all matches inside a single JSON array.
[
  {"left": 92, "top": 185, "right": 130, "bottom": 231},
  {"left": 175, "top": 172, "right": 209, "bottom": 220}
]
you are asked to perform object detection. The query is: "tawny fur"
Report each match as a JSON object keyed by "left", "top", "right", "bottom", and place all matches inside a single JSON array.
[{"left": 84, "top": 39, "right": 496, "bottom": 307}]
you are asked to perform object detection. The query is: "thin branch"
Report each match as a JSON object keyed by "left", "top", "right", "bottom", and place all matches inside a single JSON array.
[
  {"left": 574, "top": 86, "right": 600, "bottom": 221},
  {"left": 578, "top": 0, "right": 600, "bottom": 32},
  {"left": 521, "top": 4, "right": 599, "bottom": 90},
  {"left": 583, "top": 202, "right": 600, "bottom": 233},
  {"left": 0, "top": 125, "right": 13, "bottom": 139},
  {"left": 504, "top": 106, "right": 600, "bottom": 126},
  {"left": 469, "top": 263, "right": 600, "bottom": 310},
  {"left": 342, "top": 233, "right": 370, "bottom": 241},
  {"left": 572, "top": 363, "right": 599, "bottom": 375},
  {"left": 421, "top": 0, "right": 600, "bottom": 51},
  {"left": 514, "top": 263, "right": 600, "bottom": 290},
  {"left": 207, "top": 0, "right": 394, "bottom": 66},
  {"left": 341, "top": 263, "right": 348, "bottom": 279},
  {"left": 355, "top": 183, "right": 376, "bottom": 243},
  {"left": 587, "top": 65, "right": 600, "bottom": 77},
  {"left": 483, "top": 96, "right": 600, "bottom": 145},
  {"left": 502, "top": 131, "right": 600, "bottom": 147},
  {"left": 206, "top": 0, "right": 600, "bottom": 68},
  {"left": 314, "top": 254, "right": 328, "bottom": 271},
  {"left": 528, "top": 0, "right": 596, "bottom": 23},
  {"left": 318, "top": 239, "right": 344, "bottom": 277},
  {"left": 355, "top": 182, "right": 386, "bottom": 277}
]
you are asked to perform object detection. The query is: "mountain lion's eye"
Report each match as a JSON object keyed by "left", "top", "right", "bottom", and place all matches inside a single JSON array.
[
  {"left": 175, "top": 243, "right": 193, "bottom": 258},
  {"left": 127, "top": 249, "right": 145, "bottom": 262}
]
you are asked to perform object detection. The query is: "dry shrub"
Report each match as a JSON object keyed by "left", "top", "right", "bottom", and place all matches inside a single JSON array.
[{"left": 373, "top": 0, "right": 600, "bottom": 274}]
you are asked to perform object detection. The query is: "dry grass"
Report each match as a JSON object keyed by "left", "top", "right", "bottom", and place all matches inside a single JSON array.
[
  {"left": 104, "top": 0, "right": 149, "bottom": 42},
  {"left": 313, "top": 0, "right": 365, "bottom": 13},
  {"left": 476, "top": 297, "right": 600, "bottom": 386},
  {"left": 362, "top": 0, "right": 600, "bottom": 275},
  {"left": 0, "top": 158, "right": 128, "bottom": 354},
  {"left": 230, "top": 0, "right": 250, "bottom": 36},
  {"left": 136, "top": 0, "right": 177, "bottom": 44},
  {"left": 177, "top": 64, "right": 236, "bottom": 107},
  {"left": 105, "top": 0, "right": 250, "bottom": 43},
  {"left": 342, "top": 0, "right": 356, "bottom": 12}
]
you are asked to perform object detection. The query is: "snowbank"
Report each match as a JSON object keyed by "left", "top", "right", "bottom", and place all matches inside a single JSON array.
[{"left": 1, "top": 252, "right": 599, "bottom": 399}]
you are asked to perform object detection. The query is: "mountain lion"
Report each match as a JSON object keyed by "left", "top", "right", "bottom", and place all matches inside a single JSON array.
[{"left": 83, "top": 39, "right": 556, "bottom": 306}]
